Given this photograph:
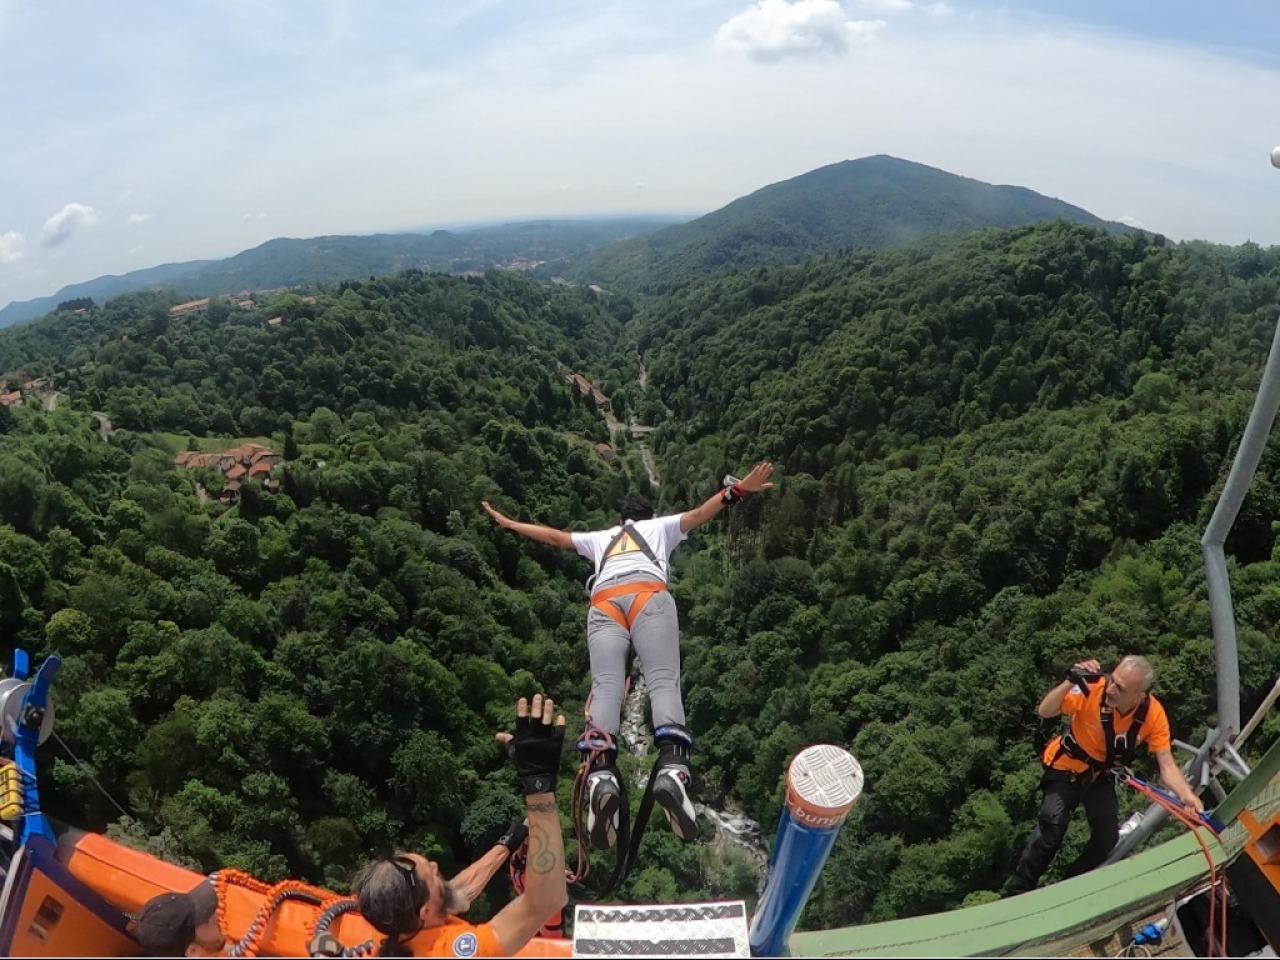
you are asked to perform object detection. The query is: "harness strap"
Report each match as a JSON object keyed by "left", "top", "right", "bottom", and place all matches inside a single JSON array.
[
  {"left": 590, "top": 581, "right": 668, "bottom": 631},
  {"left": 586, "top": 522, "right": 665, "bottom": 594},
  {"left": 1046, "top": 678, "right": 1151, "bottom": 777},
  {"left": 1104, "top": 694, "right": 1150, "bottom": 768}
]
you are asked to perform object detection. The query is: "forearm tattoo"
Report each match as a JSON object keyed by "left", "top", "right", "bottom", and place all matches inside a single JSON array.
[{"left": 526, "top": 821, "right": 558, "bottom": 875}]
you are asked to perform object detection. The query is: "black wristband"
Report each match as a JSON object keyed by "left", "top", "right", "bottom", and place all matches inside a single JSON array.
[
  {"left": 519, "top": 773, "right": 555, "bottom": 796},
  {"left": 496, "top": 818, "right": 529, "bottom": 854}
]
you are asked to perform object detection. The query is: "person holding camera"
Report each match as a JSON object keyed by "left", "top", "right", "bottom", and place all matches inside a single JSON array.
[{"left": 1003, "top": 655, "right": 1204, "bottom": 897}]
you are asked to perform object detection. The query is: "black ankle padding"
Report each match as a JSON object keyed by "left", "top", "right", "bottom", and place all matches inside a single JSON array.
[{"left": 655, "top": 724, "right": 693, "bottom": 759}]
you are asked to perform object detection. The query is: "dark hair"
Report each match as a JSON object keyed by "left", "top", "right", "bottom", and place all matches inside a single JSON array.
[
  {"left": 620, "top": 494, "right": 653, "bottom": 523},
  {"left": 353, "top": 857, "right": 426, "bottom": 958}
]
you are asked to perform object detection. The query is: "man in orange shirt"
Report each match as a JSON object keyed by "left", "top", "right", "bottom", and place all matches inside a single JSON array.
[
  {"left": 1004, "top": 655, "right": 1204, "bottom": 896},
  {"left": 348, "top": 693, "right": 568, "bottom": 957}
]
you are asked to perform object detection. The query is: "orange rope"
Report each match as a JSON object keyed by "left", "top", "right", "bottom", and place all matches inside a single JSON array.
[{"left": 214, "top": 869, "right": 352, "bottom": 958}]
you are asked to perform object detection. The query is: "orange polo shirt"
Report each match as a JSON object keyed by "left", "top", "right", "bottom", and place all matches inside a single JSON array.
[
  {"left": 405, "top": 918, "right": 502, "bottom": 957},
  {"left": 1042, "top": 679, "right": 1172, "bottom": 773}
]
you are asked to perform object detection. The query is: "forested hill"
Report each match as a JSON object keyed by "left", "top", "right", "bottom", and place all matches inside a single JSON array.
[
  {"left": 0, "top": 217, "right": 679, "bottom": 329},
  {"left": 1, "top": 224, "right": 1280, "bottom": 928},
  {"left": 615, "top": 221, "right": 1280, "bottom": 922},
  {"left": 546, "top": 155, "right": 1132, "bottom": 294},
  {"left": 0, "top": 270, "right": 670, "bottom": 912}
]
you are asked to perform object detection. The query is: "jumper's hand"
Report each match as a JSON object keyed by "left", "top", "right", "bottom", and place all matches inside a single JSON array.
[
  {"left": 737, "top": 461, "right": 775, "bottom": 495},
  {"left": 482, "top": 500, "right": 511, "bottom": 528}
]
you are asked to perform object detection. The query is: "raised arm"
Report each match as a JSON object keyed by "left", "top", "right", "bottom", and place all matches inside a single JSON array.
[
  {"left": 487, "top": 695, "right": 570, "bottom": 956},
  {"left": 483, "top": 501, "right": 575, "bottom": 549},
  {"left": 1037, "top": 658, "right": 1100, "bottom": 718},
  {"left": 679, "top": 461, "right": 775, "bottom": 534},
  {"left": 447, "top": 819, "right": 526, "bottom": 914}
]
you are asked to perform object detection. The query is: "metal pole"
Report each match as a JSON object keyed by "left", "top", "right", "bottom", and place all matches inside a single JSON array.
[
  {"left": 1200, "top": 312, "right": 1280, "bottom": 740},
  {"left": 1236, "top": 675, "right": 1280, "bottom": 752}
]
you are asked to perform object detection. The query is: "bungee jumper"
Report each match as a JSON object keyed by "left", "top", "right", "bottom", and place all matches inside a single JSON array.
[
  {"left": 1003, "top": 654, "right": 1205, "bottom": 897},
  {"left": 482, "top": 462, "right": 775, "bottom": 858}
]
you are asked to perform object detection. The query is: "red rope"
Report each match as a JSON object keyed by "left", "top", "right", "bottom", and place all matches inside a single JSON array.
[{"left": 1122, "top": 776, "right": 1229, "bottom": 954}]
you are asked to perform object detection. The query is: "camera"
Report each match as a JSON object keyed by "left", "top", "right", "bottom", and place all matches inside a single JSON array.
[{"left": 1066, "top": 666, "right": 1103, "bottom": 687}]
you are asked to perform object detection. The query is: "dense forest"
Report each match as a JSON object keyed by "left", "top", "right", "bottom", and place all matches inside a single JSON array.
[{"left": 1, "top": 220, "right": 1279, "bottom": 929}]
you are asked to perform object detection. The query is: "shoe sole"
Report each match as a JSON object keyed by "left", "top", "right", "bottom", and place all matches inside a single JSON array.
[
  {"left": 653, "top": 779, "right": 698, "bottom": 842},
  {"left": 589, "top": 790, "right": 621, "bottom": 850}
]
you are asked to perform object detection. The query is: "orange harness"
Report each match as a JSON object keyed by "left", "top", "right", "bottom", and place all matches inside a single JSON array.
[{"left": 590, "top": 581, "right": 668, "bottom": 630}]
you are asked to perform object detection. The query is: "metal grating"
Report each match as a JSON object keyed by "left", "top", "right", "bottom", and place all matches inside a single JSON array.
[{"left": 573, "top": 901, "right": 749, "bottom": 958}]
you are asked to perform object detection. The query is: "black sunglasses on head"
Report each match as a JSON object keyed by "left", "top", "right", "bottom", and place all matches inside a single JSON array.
[{"left": 386, "top": 855, "right": 429, "bottom": 912}]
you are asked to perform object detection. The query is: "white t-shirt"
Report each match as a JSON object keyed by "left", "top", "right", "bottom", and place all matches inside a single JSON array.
[{"left": 572, "top": 515, "right": 688, "bottom": 587}]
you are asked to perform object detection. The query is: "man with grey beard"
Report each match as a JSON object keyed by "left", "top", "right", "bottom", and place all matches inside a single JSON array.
[{"left": 341, "top": 693, "right": 568, "bottom": 957}]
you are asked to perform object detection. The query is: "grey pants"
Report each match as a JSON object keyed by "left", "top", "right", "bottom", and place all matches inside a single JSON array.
[{"left": 586, "top": 576, "right": 685, "bottom": 735}]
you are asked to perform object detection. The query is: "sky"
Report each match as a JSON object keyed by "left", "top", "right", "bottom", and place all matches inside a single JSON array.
[{"left": 4, "top": 0, "right": 1280, "bottom": 310}]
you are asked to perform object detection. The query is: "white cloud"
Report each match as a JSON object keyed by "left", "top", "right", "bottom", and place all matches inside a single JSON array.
[
  {"left": 0, "top": 231, "right": 25, "bottom": 264},
  {"left": 4, "top": 3, "right": 1280, "bottom": 309},
  {"left": 1117, "top": 215, "right": 1145, "bottom": 229},
  {"left": 41, "top": 203, "right": 98, "bottom": 248},
  {"left": 858, "top": 0, "right": 912, "bottom": 12},
  {"left": 715, "top": 0, "right": 883, "bottom": 62},
  {"left": 127, "top": 212, "right": 153, "bottom": 225}
]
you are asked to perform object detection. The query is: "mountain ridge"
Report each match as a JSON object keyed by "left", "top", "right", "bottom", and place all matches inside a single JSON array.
[
  {"left": 0, "top": 217, "right": 684, "bottom": 328},
  {"left": 544, "top": 155, "right": 1138, "bottom": 293},
  {"left": 1, "top": 156, "right": 1141, "bottom": 327}
]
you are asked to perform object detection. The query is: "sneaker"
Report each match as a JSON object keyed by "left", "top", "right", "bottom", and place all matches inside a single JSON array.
[
  {"left": 653, "top": 767, "right": 698, "bottom": 842},
  {"left": 587, "top": 770, "right": 622, "bottom": 850}
]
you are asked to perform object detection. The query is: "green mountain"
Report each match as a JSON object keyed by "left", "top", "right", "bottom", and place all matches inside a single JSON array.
[
  {"left": 547, "top": 155, "right": 1135, "bottom": 293},
  {"left": 0, "top": 217, "right": 681, "bottom": 329}
]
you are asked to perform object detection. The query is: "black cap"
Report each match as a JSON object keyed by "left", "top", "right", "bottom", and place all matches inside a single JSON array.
[
  {"left": 135, "top": 892, "right": 196, "bottom": 956},
  {"left": 135, "top": 882, "right": 217, "bottom": 956}
]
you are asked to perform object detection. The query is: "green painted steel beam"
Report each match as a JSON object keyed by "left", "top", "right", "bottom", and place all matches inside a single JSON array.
[{"left": 789, "top": 734, "right": 1280, "bottom": 957}]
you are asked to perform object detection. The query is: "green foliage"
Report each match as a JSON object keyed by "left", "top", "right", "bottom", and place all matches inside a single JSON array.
[{"left": 2, "top": 220, "right": 1279, "bottom": 927}]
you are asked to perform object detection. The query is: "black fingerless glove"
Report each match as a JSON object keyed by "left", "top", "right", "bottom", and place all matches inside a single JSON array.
[
  {"left": 495, "top": 816, "right": 529, "bottom": 854},
  {"left": 509, "top": 711, "right": 565, "bottom": 796}
]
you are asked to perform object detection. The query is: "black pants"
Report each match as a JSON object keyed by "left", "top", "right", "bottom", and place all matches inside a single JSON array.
[{"left": 1004, "top": 769, "right": 1119, "bottom": 896}]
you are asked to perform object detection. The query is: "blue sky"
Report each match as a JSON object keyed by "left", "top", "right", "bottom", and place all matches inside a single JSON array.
[{"left": 3, "top": 0, "right": 1280, "bottom": 309}]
